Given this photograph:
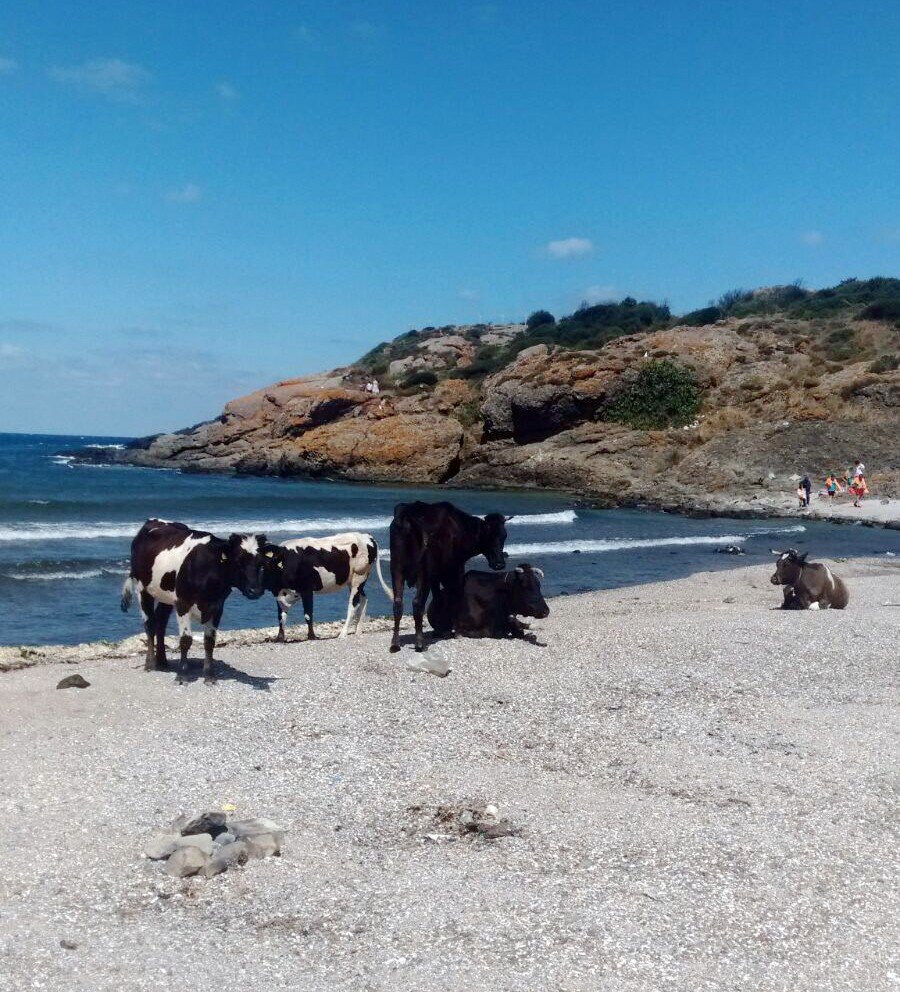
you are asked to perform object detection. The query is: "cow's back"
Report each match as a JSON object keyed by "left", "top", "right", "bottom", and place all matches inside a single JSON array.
[
  {"left": 280, "top": 531, "right": 375, "bottom": 592},
  {"left": 391, "top": 501, "right": 472, "bottom": 580}
]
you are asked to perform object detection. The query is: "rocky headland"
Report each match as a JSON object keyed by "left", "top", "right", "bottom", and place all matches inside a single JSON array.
[{"left": 79, "top": 280, "right": 900, "bottom": 519}]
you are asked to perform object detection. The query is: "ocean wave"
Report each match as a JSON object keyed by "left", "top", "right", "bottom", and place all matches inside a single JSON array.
[
  {"left": 0, "top": 509, "right": 578, "bottom": 543},
  {"left": 3, "top": 567, "right": 127, "bottom": 582},
  {"left": 505, "top": 526, "right": 804, "bottom": 556}
]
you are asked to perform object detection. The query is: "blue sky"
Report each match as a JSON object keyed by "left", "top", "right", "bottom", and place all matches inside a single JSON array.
[{"left": 1, "top": 0, "right": 898, "bottom": 435}]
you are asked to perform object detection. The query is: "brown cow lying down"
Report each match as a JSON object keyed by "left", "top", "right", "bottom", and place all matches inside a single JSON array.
[
  {"left": 770, "top": 549, "right": 849, "bottom": 610},
  {"left": 427, "top": 563, "right": 550, "bottom": 638}
]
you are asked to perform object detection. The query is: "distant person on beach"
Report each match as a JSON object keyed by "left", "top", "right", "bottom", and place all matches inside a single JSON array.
[
  {"left": 850, "top": 473, "right": 869, "bottom": 508},
  {"left": 796, "top": 484, "right": 806, "bottom": 509},
  {"left": 855, "top": 460, "right": 865, "bottom": 479},
  {"left": 825, "top": 474, "right": 843, "bottom": 498},
  {"left": 800, "top": 475, "right": 812, "bottom": 506}
]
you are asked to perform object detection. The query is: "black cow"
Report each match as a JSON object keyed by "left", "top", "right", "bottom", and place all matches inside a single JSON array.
[
  {"left": 770, "top": 549, "right": 850, "bottom": 610},
  {"left": 121, "top": 519, "right": 268, "bottom": 682},
  {"left": 427, "top": 563, "right": 550, "bottom": 638},
  {"left": 383, "top": 501, "right": 509, "bottom": 652}
]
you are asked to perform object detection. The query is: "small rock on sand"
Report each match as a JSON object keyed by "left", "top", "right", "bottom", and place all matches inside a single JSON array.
[
  {"left": 174, "top": 833, "right": 214, "bottom": 856},
  {"left": 244, "top": 833, "right": 281, "bottom": 859},
  {"left": 165, "top": 846, "right": 208, "bottom": 878},
  {"left": 182, "top": 811, "right": 227, "bottom": 838},
  {"left": 144, "top": 832, "right": 179, "bottom": 861},
  {"left": 56, "top": 674, "right": 90, "bottom": 690},
  {"left": 202, "top": 841, "right": 248, "bottom": 878}
]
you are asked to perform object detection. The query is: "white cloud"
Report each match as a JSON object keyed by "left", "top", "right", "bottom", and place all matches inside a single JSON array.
[
  {"left": 458, "top": 288, "right": 479, "bottom": 302},
  {"left": 214, "top": 80, "right": 239, "bottom": 100},
  {"left": 0, "top": 57, "right": 18, "bottom": 74},
  {"left": 800, "top": 230, "right": 825, "bottom": 247},
  {"left": 164, "top": 183, "right": 203, "bottom": 203},
  {"left": 48, "top": 57, "right": 152, "bottom": 102},
  {"left": 0, "top": 343, "right": 30, "bottom": 367},
  {"left": 581, "top": 284, "right": 618, "bottom": 304},
  {"left": 546, "top": 237, "right": 594, "bottom": 259}
]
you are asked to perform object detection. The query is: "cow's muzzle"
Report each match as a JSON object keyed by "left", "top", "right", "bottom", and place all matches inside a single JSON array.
[{"left": 770, "top": 574, "right": 781, "bottom": 585}]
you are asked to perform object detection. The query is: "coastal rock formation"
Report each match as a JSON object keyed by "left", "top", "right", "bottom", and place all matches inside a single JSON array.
[{"left": 79, "top": 290, "right": 900, "bottom": 506}]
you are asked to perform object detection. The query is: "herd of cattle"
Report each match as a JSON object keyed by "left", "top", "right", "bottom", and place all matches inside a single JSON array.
[
  {"left": 120, "top": 499, "right": 847, "bottom": 683},
  {"left": 120, "top": 501, "right": 550, "bottom": 682}
]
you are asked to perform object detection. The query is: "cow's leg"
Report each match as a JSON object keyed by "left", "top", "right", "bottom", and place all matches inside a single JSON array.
[
  {"left": 139, "top": 590, "right": 156, "bottom": 670},
  {"left": 353, "top": 580, "right": 368, "bottom": 635},
  {"left": 338, "top": 582, "right": 358, "bottom": 638},
  {"left": 274, "top": 593, "right": 291, "bottom": 643},
  {"left": 154, "top": 603, "right": 172, "bottom": 668},
  {"left": 202, "top": 606, "right": 223, "bottom": 684},
  {"left": 301, "top": 590, "right": 315, "bottom": 640},
  {"left": 412, "top": 573, "right": 429, "bottom": 652},
  {"left": 174, "top": 606, "right": 193, "bottom": 681},
  {"left": 389, "top": 562, "right": 404, "bottom": 653}
]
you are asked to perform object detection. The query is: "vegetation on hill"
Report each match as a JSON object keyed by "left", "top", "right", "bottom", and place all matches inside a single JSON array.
[
  {"left": 681, "top": 277, "right": 900, "bottom": 326},
  {"left": 352, "top": 277, "right": 899, "bottom": 391},
  {"left": 606, "top": 360, "right": 701, "bottom": 430}
]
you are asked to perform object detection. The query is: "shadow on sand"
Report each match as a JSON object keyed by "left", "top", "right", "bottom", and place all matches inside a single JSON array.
[{"left": 172, "top": 658, "right": 278, "bottom": 691}]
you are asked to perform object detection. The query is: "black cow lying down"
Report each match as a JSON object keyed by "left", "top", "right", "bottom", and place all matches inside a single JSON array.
[
  {"left": 770, "top": 549, "right": 849, "bottom": 610},
  {"left": 427, "top": 564, "right": 550, "bottom": 638},
  {"left": 121, "top": 519, "right": 268, "bottom": 682}
]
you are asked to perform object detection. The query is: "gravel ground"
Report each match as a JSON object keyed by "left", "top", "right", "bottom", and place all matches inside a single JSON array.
[{"left": 0, "top": 558, "right": 898, "bottom": 992}]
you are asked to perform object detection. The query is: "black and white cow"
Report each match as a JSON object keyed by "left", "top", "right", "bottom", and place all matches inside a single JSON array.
[
  {"left": 770, "top": 549, "right": 850, "bottom": 610},
  {"left": 121, "top": 519, "right": 268, "bottom": 682},
  {"left": 263, "top": 532, "right": 379, "bottom": 641}
]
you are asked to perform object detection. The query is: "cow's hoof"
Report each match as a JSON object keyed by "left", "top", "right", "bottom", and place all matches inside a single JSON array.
[
  {"left": 155, "top": 659, "right": 169, "bottom": 670},
  {"left": 414, "top": 644, "right": 425, "bottom": 653},
  {"left": 203, "top": 677, "right": 217, "bottom": 686},
  {"left": 389, "top": 644, "right": 400, "bottom": 654}
]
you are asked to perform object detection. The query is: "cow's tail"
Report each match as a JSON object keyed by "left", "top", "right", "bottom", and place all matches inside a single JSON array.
[
  {"left": 373, "top": 549, "right": 393, "bottom": 599},
  {"left": 120, "top": 575, "right": 134, "bottom": 613}
]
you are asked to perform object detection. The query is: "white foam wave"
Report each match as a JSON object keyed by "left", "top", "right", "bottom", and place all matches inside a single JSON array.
[
  {"left": 0, "top": 509, "right": 578, "bottom": 543},
  {"left": 507, "top": 510, "right": 576, "bottom": 525},
  {"left": 506, "top": 527, "right": 804, "bottom": 556},
  {"left": 3, "top": 568, "right": 127, "bottom": 582},
  {"left": 83, "top": 443, "right": 125, "bottom": 450}
]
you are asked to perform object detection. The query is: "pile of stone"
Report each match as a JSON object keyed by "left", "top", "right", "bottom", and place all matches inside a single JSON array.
[{"left": 144, "top": 810, "right": 285, "bottom": 879}]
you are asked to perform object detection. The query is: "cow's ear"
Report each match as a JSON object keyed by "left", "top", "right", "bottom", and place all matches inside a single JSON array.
[
  {"left": 257, "top": 534, "right": 267, "bottom": 549},
  {"left": 504, "top": 515, "right": 515, "bottom": 522},
  {"left": 798, "top": 552, "right": 808, "bottom": 563}
]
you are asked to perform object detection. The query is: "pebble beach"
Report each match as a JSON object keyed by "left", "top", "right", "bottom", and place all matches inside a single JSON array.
[{"left": 0, "top": 558, "right": 897, "bottom": 991}]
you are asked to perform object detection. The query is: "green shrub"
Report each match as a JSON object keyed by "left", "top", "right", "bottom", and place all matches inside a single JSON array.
[
  {"left": 858, "top": 299, "right": 900, "bottom": 322},
  {"left": 869, "top": 353, "right": 900, "bottom": 373},
  {"left": 526, "top": 309, "right": 555, "bottom": 330},
  {"left": 453, "top": 400, "right": 483, "bottom": 429},
  {"left": 681, "top": 305, "right": 722, "bottom": 326},
  {"left": 607, "top": 360, "right": 701, "bottom": 430},
  {"left": 401, "top": 370, "right": 437, "bottom": 389}
]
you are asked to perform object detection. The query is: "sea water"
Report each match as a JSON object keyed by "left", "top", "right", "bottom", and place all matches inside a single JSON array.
[{"left": 0, "top": 432, "right": 896, "bottom": 646}]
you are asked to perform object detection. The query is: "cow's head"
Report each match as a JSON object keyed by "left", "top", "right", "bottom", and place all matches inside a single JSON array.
[
  {"left": 480, "top": 512, "right": 509, "bottom": 570},
  {"left": 771, "top": 549, "right": 807, "bottom": 586},
  {"left": 226, "top": 533, "right": 268, "bottom": 599},
  {"left": 506, "top": 564, "right": 550, "bottom": 619},
  {"left": 260, "top": 543, "right": 287, "bottom": 583}
]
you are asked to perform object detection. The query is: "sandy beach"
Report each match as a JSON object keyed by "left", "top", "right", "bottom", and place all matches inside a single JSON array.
[{"left": 1, "top": 558, "right": 898, "bottom": 991}]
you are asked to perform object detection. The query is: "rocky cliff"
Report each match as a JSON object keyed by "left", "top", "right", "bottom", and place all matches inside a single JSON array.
[{"left": 86, "top": 284, "right": 900, "bottom": 510}]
